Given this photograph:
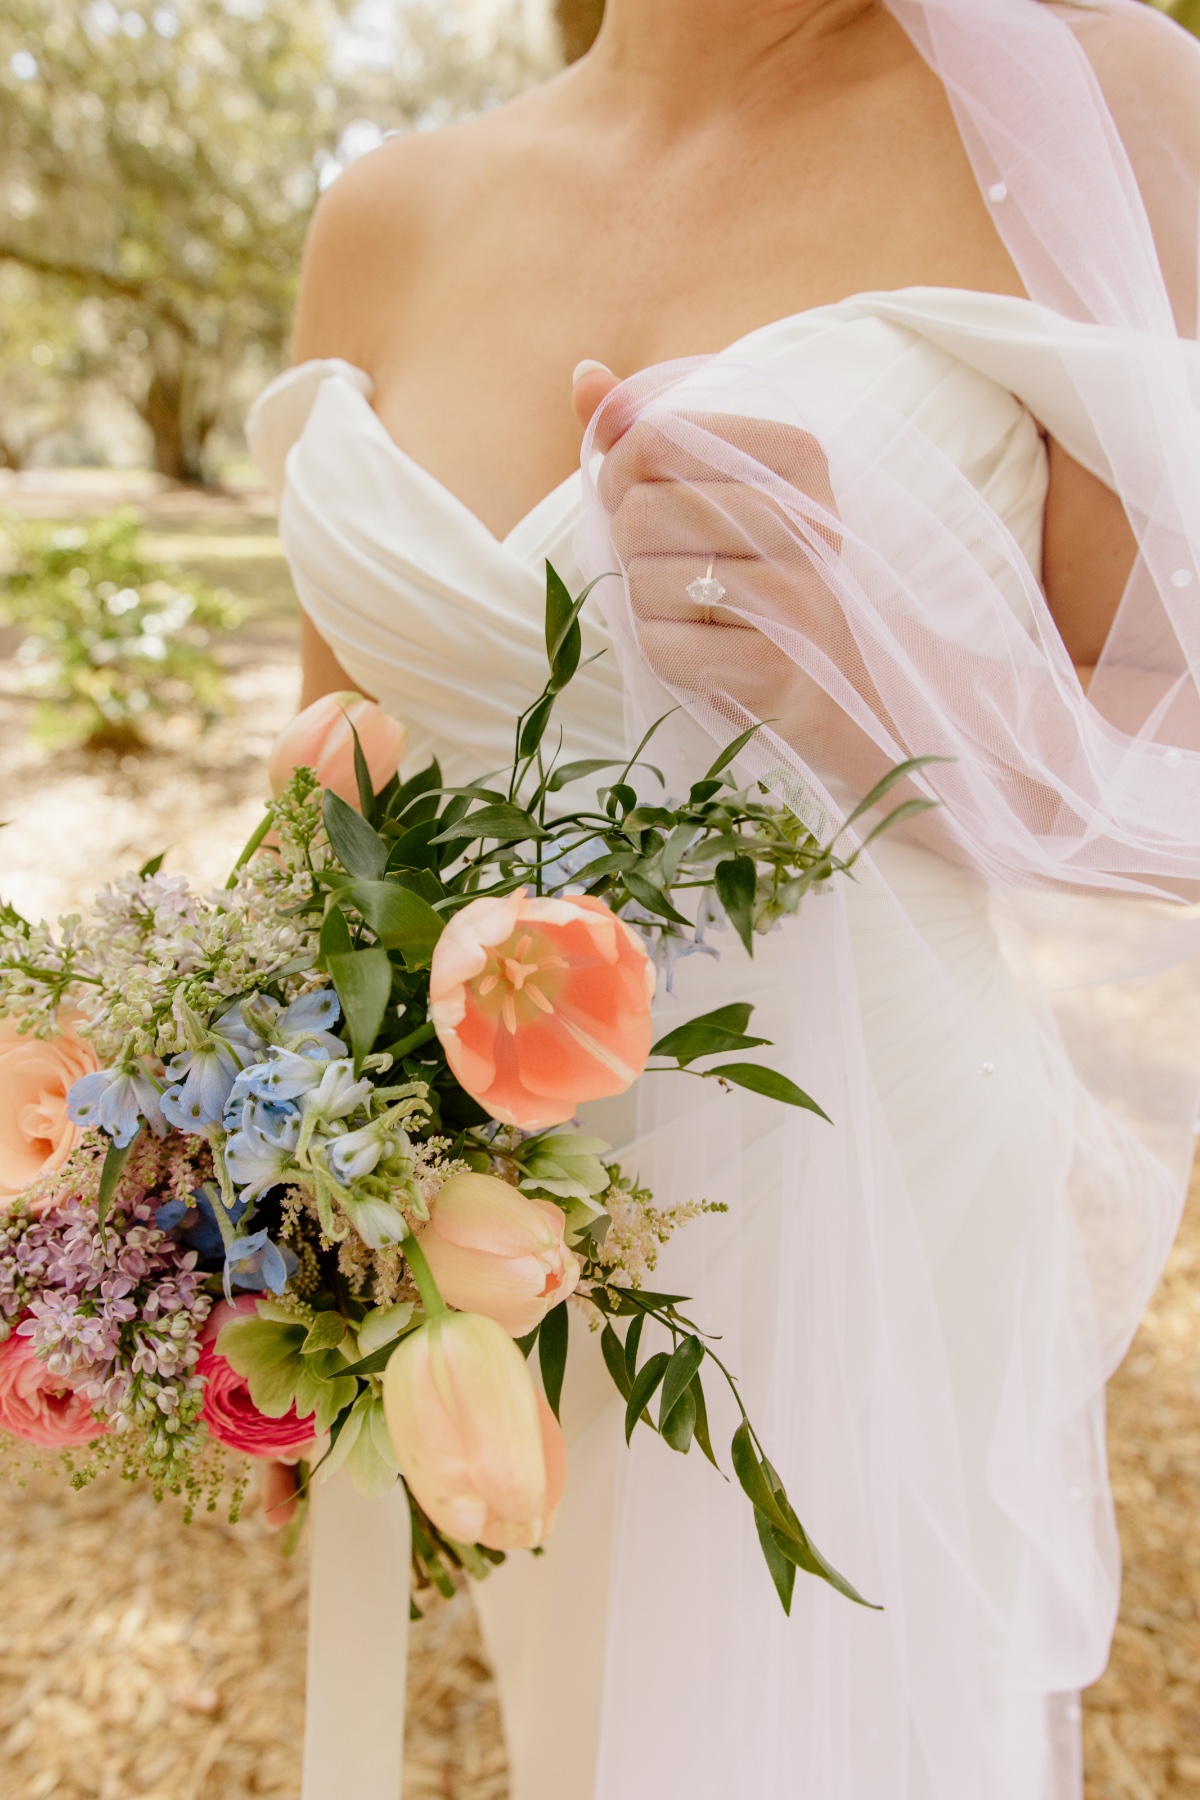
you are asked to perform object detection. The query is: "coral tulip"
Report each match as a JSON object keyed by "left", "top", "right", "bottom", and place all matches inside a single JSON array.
[
  {"left": 382, "top": 1311, "right": 566, "bottom": 1551},
  {"left": 268, "top": 691, "right": 406, "bottom": 808},
  {"left": 429, "top": 890, "right": 656, "bottom": 1131},
  {"left": 0, "top": 1017, "right": 99, "bottom": 1202},
  {"left": 418, "top": 1172, "right": 581, "bottom": 1337}
]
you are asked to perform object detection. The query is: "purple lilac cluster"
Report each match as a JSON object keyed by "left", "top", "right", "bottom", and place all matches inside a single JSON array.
[{"left": 0, "top": 1182, "right": 213, "bottom": 1475}]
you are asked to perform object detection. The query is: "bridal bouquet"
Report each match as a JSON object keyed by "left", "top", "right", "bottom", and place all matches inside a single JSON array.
[{"left": 0, "top": 565, "right": 920, "bottom": 1614}]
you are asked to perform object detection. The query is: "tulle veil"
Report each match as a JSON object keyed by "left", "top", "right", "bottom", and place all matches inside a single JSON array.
[{"left": 567, "top": 3, "right": 1200, "bottom": 1796}]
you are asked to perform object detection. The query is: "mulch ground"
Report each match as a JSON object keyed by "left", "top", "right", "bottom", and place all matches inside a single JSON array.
[{"left": 0, "top": 471, "right": 1195, "bottom": 1798}]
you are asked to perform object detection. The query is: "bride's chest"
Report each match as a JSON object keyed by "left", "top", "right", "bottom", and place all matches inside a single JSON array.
[{"left": 366, "top": 79, "right": 1022, "bottom": 542}]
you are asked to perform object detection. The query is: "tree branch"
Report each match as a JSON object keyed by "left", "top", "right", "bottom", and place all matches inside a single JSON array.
[{"left": 0, "top": 242, "right": 198, "bottom": 343}]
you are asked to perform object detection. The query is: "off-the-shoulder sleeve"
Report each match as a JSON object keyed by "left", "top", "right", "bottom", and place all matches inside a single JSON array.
[{"left": 244, "top": 359, "right": 374, "bottom": 506}]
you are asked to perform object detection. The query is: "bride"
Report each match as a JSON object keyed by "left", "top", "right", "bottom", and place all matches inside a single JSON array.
[{"left": 247, "top": 2, "right": 1200, "bottom": 1796}]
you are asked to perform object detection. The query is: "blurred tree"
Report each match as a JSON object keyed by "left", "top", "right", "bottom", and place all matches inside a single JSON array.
[
  {"left": 554, "top": 0, "right": 602, "bottom": 61},
  {"left": 1155, "top": 0, "right": 1200, "bottom": 33},
  {"left": 0, "top": 0, "right": 554, "bottom": 482},
  {"left": 0, "top": 268, "right": 96, "bottom": 469}
]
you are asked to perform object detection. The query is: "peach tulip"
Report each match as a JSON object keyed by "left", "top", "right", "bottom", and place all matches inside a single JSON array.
[
  {"left": 382, "top": 1311, "right": 566, "bottom": 1551},
  {"left": 429, "top": 889, "right": 656, "bottom": 1131},
  {"left": 418, "top": 1172, "right": 581, "bottom": 1337},
  {"left": 0, "top": 1018, "right": 99, "bottom": 1203},
  {"left": 268, "top": 691, "right": 406, "bottom": 808}
]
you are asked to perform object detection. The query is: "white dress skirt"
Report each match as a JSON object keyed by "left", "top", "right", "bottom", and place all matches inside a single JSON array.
[{"left": 247, "top": 289, "right": 1200, "bottom": 1800}]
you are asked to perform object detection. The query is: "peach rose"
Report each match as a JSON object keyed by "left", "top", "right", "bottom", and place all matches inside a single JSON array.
[
  {"left": 0, "top": 1332, "right": 105, "bottom": 1448},
  {"left": 382, "top": 1311, "right": 566, "bottom": 1551},
  {"left": 0, "top": 1018, "right": 99, "bottom": 1203},
  {"left": 418, "top": 1172, "right": 581, "bottom": 1337},
  {"left": 268, "top": 692, "right": 406, "bottom": 808},
  {"left": 429, "top": 890, "right": 656, "bottom": 1131}
]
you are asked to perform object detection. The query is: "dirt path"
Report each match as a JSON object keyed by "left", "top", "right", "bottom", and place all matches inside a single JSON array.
[{"left": 0, "top": 475, "right": 1195, "bottom": 1798}]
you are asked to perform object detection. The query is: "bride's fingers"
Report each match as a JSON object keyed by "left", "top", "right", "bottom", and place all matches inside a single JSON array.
[
  {"left": 572, "top": 360, "right": 622, "bottom": 431},
  {"left": 611, "top": 477, "right": 840, "bottom": 566}
]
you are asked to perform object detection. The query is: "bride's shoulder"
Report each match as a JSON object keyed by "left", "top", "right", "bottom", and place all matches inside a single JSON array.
[
  {"left": 1055, "top": 0, "right": 1200, "bottom": 108},
  {"left": 291, "top": 77, "right": 576, "bottom": 365}
]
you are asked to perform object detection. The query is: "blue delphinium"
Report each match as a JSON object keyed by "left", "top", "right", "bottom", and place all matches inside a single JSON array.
[{"left": 67, "top": 1064, "right": 168, "bottom": 1146}]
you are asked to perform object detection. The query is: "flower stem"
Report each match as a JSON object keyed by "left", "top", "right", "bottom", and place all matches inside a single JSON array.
[
  {"left": 386, "top": 1019, "right": 437, "bottom": 1060},
  {"left": 403, "top": 1233, "right": 450, "bottom": 1319}
]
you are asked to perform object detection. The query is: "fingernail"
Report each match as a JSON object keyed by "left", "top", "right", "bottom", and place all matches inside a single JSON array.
[{"left": 572, "top": 359, "right": 611, "bottom": 386}]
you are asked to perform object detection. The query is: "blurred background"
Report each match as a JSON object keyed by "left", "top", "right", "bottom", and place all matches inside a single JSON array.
[{"left": 0, "top": 2, "right": 1198, "bottom": 1797}]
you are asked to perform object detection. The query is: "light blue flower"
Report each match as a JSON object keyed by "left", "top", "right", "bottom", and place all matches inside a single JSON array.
[
  {"left": 278, "top": 989, "right": 343, "bottom": 1049},
  {"left": 156, "top": 1185, "right": 248, "bottom": 1260},
  {"left": 225, "top": 1099, "right": 301, "bottom": 1202},
  {"left": 299, "top": 1059, "right": 373, "bottom": 1129},
  {"left": 322, "top": 1122, "right": 388, "bottom": 1185},
  {"left": 67, "top": 1066, "right": 167, "bottom": 1146},
  {"left": 162, "top": 1036, "right": 245, "bottom": 1131},
  {"left": 227, "top": 1046, "right": 329, "bottom": 1110},
  {"left": 222, "top": 1229, "right": 298, "bottom": 1301},
  {"left": 213, "top": 998, "right": 271, "bottom": 1059},
  {"left": 339, "top": 1194, "right": 409, "bottom": 1251}
]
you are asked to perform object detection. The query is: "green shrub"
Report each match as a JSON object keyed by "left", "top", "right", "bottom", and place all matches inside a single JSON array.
[{"left": 0, "top": 509, "right": 243, "bottom": 750}]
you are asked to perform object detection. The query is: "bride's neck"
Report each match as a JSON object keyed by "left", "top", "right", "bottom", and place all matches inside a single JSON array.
[{"left": 589, "top": 0, "right": 881, "bottom": 109}]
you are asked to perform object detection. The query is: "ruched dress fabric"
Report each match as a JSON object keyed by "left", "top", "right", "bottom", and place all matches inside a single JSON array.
[{"left": 247, "top": 289, "right": 1199, "bottom": 1800}]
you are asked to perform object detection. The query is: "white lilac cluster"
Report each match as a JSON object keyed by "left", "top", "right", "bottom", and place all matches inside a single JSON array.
[{"left": 0, "top": 858, "right": 315, "bottom": 1060}]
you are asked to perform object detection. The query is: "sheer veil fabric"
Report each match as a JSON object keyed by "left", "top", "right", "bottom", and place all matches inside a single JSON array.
[
  {"left": 244, "top": 3, "right": 1200, "bottom": 1796},
  {"left": 565, "top": 4, "right": 1200, "bottom": 1797}
]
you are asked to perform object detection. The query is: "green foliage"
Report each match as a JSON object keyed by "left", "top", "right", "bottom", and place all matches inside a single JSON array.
[{"left": 0, "top": 508, "right": 241, "bottom": 748}]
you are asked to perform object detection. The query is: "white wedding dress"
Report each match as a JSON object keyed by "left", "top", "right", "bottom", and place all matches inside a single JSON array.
[{"left": 248, "top": 287, "right": 1200, "bottom": 1800}]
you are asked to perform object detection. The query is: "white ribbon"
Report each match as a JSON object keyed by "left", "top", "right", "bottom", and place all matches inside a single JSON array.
[{"left": 301, "top": 1470, "right": 411, "bottom": 1800}]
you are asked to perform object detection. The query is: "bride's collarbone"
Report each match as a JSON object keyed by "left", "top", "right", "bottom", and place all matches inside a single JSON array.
[{"left": 296, "top": 73, "right": 1021, "bottom": 539}]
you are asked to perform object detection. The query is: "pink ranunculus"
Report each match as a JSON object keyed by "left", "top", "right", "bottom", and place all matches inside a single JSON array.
[
  {"left": 428, "top": 889, "right": 656, "bottom": 1132},
  {"left": 382, "top": 1311, "right": 566, "bottom": 1552},
  {"left": 198, "top": 1316, "right": 317, "bottom": 1461},
  {"left": 418, "top": 1172, "right": 581, "bottom": 1338},
  {"left": 0, "top": 1332, "right": 105, "bottom": 1448},
  {"left": 268, "top": 691, "right": 407, "bottom": 808},
  {"left": 0, "top": 1018, "right": 99, "bottom": 1204}
]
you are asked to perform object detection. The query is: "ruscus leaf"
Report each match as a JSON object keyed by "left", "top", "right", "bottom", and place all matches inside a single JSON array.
[
  {"left": 327, "top": 946, "right": 393, "bottom": 1070},
  {"left": 538, "top": 1300, "right": 570, "bottom": 1421},
  {"left": 658, "top": 1335, "right": 705, "bottom": 1425},
  {"left": 756, "top": 1509, "right": 796, "bottom": 1615},
  {"left": 714, "top": 854, "right": 757, "bottom": 956},
  {"left": 344, "top": 880, "right": 444, "bottom": 967},
  {"left": 623, "top": 1313, "right": 644, "bottom": 1384},
  {"left": 660, "top": 1383, "right": 698, "bottom": 1453},
  {"left": 600, "top": 1324, "right": 632, "bottom": 1400},
  {"left": 706, "top": 1063, "right": 831, "bottom": 1121},
  {"left": 97, "top": 1131, "right": 138, "bottom": 1234},
  {"left": 323, "top": 790, "right": 387, "bottom": 880},
  {"left": 349, "top": 718, "right": 376, "bottom": 822},
  {"left": 690, "top": 1373, "right": 720, "bottom": 1469},
  {"left": 624, "top": 1350, "right": 670, "bottom": 1444}
]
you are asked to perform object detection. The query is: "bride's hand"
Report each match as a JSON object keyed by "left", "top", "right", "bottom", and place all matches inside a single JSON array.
[{"left": 571, "top": 361, "right": 892, "bottom": 791}]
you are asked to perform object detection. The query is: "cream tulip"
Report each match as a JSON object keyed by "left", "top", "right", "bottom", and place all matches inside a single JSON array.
[
  {"left": 382, "top": 1311, "right": 566, "bottom": 1551},
  {"left": 418, "top": 1172, "right": 581, "bottom": 1338}
]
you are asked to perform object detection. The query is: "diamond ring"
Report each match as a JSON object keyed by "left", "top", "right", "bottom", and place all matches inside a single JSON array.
[{"left": 686, "top": 556, "right": 726, "bottom": 615}]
